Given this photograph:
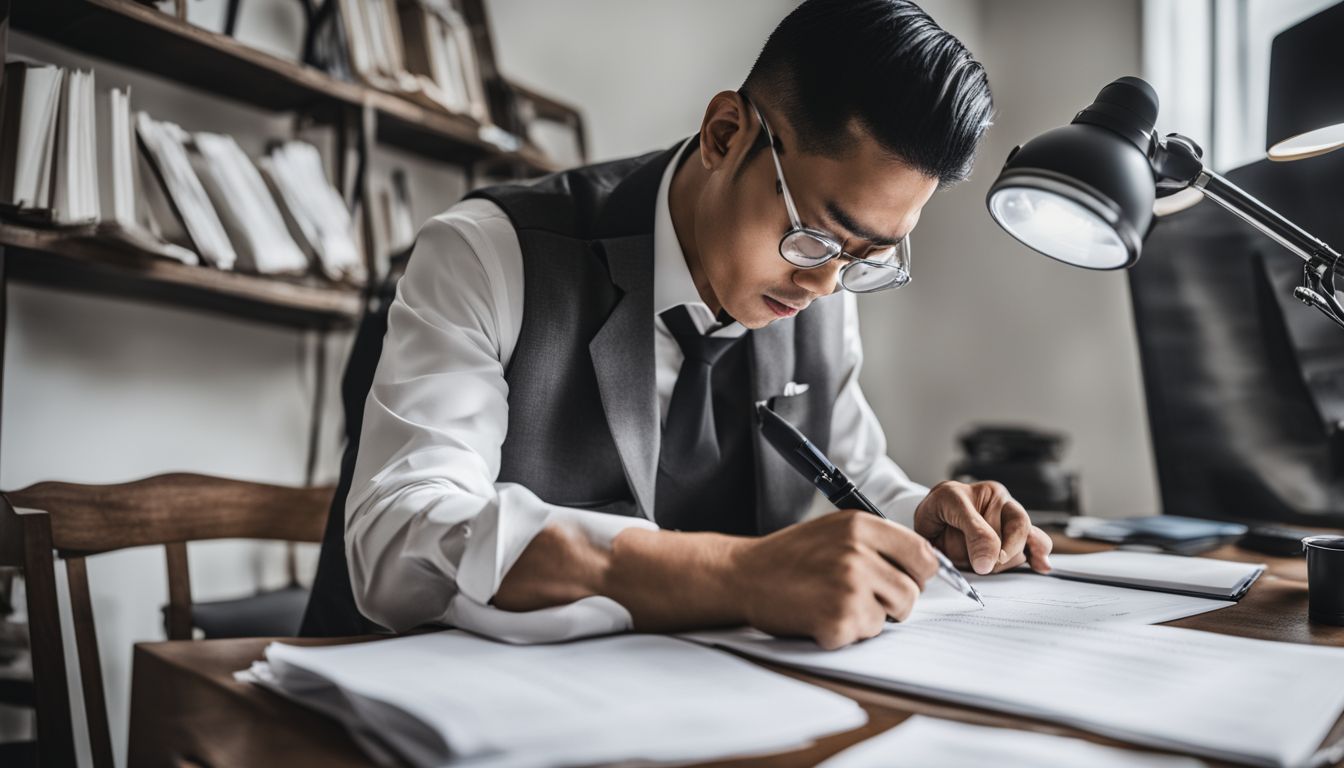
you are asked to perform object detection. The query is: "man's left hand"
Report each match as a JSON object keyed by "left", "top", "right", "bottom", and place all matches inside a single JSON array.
[{"left": 913, "top": 480, "right": 1053, "bottom": 575}]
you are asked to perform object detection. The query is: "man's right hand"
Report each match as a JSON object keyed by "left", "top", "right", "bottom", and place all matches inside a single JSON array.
[
  {"left": 726, "top": 510, "right": 942, "bottom": 649},
  {"left": 499, "top": 509, "right": 942, "bottom": 650}
]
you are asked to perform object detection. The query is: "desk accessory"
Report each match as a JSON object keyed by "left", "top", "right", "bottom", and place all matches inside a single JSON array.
[
  {"left": 1303, "top": 534, "right": 1344, "bottom": 625},
  {"left": 1239, "top": 524, "right": 1315, "bottom": 557}
]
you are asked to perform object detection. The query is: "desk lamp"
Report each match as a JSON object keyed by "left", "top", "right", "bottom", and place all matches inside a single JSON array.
[{"left": 984, "top": 76, "right": 1344, "bottom": 330}]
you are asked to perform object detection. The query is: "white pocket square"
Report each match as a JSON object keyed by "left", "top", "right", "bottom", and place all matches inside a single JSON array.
[{"left": 782, "top": 381, "right": 810, "bottom": 397}]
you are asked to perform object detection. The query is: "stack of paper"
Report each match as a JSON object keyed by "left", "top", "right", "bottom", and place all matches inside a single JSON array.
[
  {"left": 1047, "top": 551, "right": 1265, "bottom": 599},
  {"left": 687, "top": 575, "right": 1344, "bottom": 767},
  {"left": 818, "top": 716, "right": 1207, "bottom": 768},
  {"left": 240, "top": 631, "right": 866, "bottom": 768},
  {"left": 0, "top": 62, "right": 100, "bottom": 224},
  {"left": 191, "top": 133, "right": 309, "bottom": 275},
  {"left": 258, "top": 141, "right": 364, "bottom": 283}
]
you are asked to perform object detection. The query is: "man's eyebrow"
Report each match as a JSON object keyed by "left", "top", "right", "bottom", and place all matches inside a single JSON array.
[{"left": 824, "top": 200, "right": 905, "bottom": 247}]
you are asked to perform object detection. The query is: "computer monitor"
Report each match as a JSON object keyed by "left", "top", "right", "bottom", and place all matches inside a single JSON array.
[
  {"left": 1129, "top": 1, "right": 1344, "bottom": 529},
  {"left": 1130, "top": 148, "right": 1344, "bottom": 528}
]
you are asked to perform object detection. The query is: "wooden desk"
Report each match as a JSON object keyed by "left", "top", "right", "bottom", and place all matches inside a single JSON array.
[{"left": 127, "top": 535, "right": 1344, "bottom": 767}]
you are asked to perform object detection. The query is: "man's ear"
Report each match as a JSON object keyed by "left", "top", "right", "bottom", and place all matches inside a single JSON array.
[{"left": 698, "top": 90, "right": 753, "bottom": 171}]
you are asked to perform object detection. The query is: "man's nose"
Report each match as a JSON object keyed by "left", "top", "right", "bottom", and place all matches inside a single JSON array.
[{"left": 791, "top": 258, "right": 843, "bottom": 296}]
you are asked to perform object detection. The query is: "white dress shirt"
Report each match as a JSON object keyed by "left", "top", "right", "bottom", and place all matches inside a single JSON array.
[{"left": 345, "top": 138, "right": 929, "bottom": 643}]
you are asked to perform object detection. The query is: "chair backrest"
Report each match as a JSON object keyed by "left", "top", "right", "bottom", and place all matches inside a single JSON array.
[{"left": 0, "top": 472, "right": 332, "bottom": 768}]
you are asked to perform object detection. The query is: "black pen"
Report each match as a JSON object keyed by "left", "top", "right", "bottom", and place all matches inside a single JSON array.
[{"left": 756, "top": 401, "right": 985, "bottom": 607}]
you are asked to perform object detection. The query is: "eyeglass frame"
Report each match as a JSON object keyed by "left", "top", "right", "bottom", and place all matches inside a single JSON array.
[{"left": 744, "top": 96, "right": 912, "bottom": 293}]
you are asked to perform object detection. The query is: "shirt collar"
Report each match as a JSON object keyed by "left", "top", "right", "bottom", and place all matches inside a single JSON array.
[{"left": 653, "top": 137, "right": 744, "bottom": 337}]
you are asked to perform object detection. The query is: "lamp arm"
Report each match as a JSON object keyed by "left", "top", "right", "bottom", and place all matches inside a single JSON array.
[
  {"left": 1150, "top": 133, "right": 1344, "bottom": 328},
  {"left": 1153, "top": 133, "right": 1343, "bottom": 273},
  {"left": 1192, "top": 169, "right": 1343, "bottom": 272}
]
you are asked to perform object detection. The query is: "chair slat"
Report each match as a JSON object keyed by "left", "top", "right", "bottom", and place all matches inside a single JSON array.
[
  {"left": 164, "top": 542, "right": 193, "bottom": 641},
  {"left": 66, "top": 557, "right": 114, "bottom": 768},
  {"left": 2, "top": 474, "right": 333, "bottom": 768},
  {"left": 4, "top": 500, "right": 77, "bottom": 768}
]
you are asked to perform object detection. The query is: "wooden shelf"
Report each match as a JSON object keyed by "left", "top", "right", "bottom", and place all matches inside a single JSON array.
[
  {"left": 0, "top": 223, "right": 363, "bottom": 330},
  {"left": 10, "top": 0, "right": 562, "bottom": 173}
]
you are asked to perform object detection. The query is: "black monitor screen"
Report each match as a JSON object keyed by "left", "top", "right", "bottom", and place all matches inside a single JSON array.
[{"left": 1130, "top": 149, "right": 1344, "bottom": 528}]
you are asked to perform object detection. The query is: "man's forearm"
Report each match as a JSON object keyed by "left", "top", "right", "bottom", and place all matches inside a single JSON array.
[{"left": 492, "top": 524, "right": 748, "bottom": 631}]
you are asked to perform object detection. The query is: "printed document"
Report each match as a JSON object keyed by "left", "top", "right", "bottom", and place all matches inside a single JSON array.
[
  {"left": 240, "top": 631, "right": 865, "bottom": 768},
  {"left": 686, "top": 575, "right": 1344, "bottom": 767}
]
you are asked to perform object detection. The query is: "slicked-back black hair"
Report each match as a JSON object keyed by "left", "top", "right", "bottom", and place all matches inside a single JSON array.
[{"left": 742, "top": 0, "right": 993, "bottom": 186}]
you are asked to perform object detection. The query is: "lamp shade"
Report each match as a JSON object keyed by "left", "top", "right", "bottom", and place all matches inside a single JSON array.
[
  {"left": 986, "top": 77, "right": 1161, "bottom": 270},
  {"left": 1265, "top": 0, "right": 1344, "bottom": 155}
]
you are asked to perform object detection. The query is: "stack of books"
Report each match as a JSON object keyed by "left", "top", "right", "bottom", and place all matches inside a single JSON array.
[
  {"left": 315, "top": 0, "right": 492, "bottom": 124},
  {"left": 0, "top": 60, "right": 364, "bottom": 282},
  {"left": 258, "top": 142, "right": 366, "bottom": 283},
  {"left": 0, "top": 63, "right": 99, "bottom": 225}
]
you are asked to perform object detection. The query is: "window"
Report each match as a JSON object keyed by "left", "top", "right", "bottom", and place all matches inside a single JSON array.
[{"left": 1143, "top": 0, "right": 1338, "bottom": 171}]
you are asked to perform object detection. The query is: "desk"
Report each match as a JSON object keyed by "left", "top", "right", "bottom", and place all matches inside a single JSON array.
[{"left": 127, "top": 534, "right": 1344, "bottom": 767}]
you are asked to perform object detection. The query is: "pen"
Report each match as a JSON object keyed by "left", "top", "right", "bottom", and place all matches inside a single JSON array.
[{"left": 756, "top": 401, "right": 985, "bottom": 608}]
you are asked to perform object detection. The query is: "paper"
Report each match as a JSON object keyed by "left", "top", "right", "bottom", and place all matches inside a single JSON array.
[
  {"left": 242, "top": 631, "right": 866, "bottom": 768},
  {"left": 686, "top": 610, "right": 1344, "bottom": 767},
  {"left": 911, "top": 571, "right": 1234, "bottom": 626},
  {"left": 1047, "top": 551, "right": 1265, "bottom": 599},
  {"left": 818, "top": 716, "right": 1208, "bottom": 767}
]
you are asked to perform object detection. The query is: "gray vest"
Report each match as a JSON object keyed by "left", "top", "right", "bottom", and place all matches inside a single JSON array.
[
  {"left": 467, "top": 140, "right": 848, "bottom": 533},
  {"left": 303, "top": 140, "right": 853, "bottom": 638}
]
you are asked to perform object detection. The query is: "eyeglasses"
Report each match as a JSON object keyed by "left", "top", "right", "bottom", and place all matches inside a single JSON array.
[{"left": 749, "top": 101, "right": 911, "bottom": 293}]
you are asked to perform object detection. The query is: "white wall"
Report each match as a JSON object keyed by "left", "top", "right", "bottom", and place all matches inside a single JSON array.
[
  {"left": 3, "top": 2, "right": 1158, "bottom": 765},
  {"left": 858, "top": 0, "right": 1160, "bottom": 519},
  {"left": 484, "top": 0, "right": 800, "bottom": 161}
]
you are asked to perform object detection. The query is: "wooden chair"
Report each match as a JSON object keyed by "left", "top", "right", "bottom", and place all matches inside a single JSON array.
[{"left": 0, "top": 472, "right": 333, "bottom": 768}]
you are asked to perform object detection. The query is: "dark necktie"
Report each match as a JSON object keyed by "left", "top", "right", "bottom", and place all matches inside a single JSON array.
[{"left": 658, "top": 305, "right": 744, "bottom": 479}]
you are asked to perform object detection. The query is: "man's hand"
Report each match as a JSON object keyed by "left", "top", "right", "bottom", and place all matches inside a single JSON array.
[
  {"left": 727, "top": 511, "right": 941, "bottom": 649},
  {"left": 913, "top": 480, "right": 1053, "bottom": 575}
]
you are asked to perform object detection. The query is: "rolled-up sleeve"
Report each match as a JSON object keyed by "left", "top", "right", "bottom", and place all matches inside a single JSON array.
[
  {"left": 827, "top": 292, "right": 930, "bottom": 528},
  {"left": 345, "top": 205, "right": 654, "bottom": 641}
]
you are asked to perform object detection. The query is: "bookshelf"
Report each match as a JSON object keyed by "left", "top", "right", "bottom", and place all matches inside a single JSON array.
[
  {"left": 2, "top": 0, "right": 584, "bottom": 329},
  {"left": 10, "top": 0, "right": 564, "bottom": 173},
  {"left": 0, "top": 222, "right": 363, "bottom": 329}
]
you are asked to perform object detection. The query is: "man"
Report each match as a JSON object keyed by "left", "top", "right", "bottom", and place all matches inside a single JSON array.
[{"left": 304, "top": 0, "right": 1053, "bottom": 649}]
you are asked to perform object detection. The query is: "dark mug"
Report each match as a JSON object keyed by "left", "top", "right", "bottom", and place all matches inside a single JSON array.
[{"left": 1303, "top": 535, "right": 1344, "bottom": 626}]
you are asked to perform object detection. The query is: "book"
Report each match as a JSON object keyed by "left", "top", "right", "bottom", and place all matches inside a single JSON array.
[
  {"left": 1046, "top": 550, "right": 1265, "bottom": 600},
  {"left": 51, "top": 68, "right": 100, "bottom": 225},
  {"left": 191, "top": 132, "right": 308, "bottom": 275},
  {"left": 0, "top": 62, "right": 65, "bottom": 217},
  {"left": 257, "top": 141, "right": 365, "bottom": 283},
  {"left": 135, "top": 112, "right": 238, "bottom": 270}
]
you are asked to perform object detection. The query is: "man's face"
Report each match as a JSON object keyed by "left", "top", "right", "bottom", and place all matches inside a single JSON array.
[{"left": 692, "top": 96, "right": 940, "bottom": 329}]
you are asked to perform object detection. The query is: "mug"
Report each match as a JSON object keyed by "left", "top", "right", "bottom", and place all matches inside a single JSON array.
[{"left": 1303, "top": 535, "right": 1344, "bottom": 626}]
